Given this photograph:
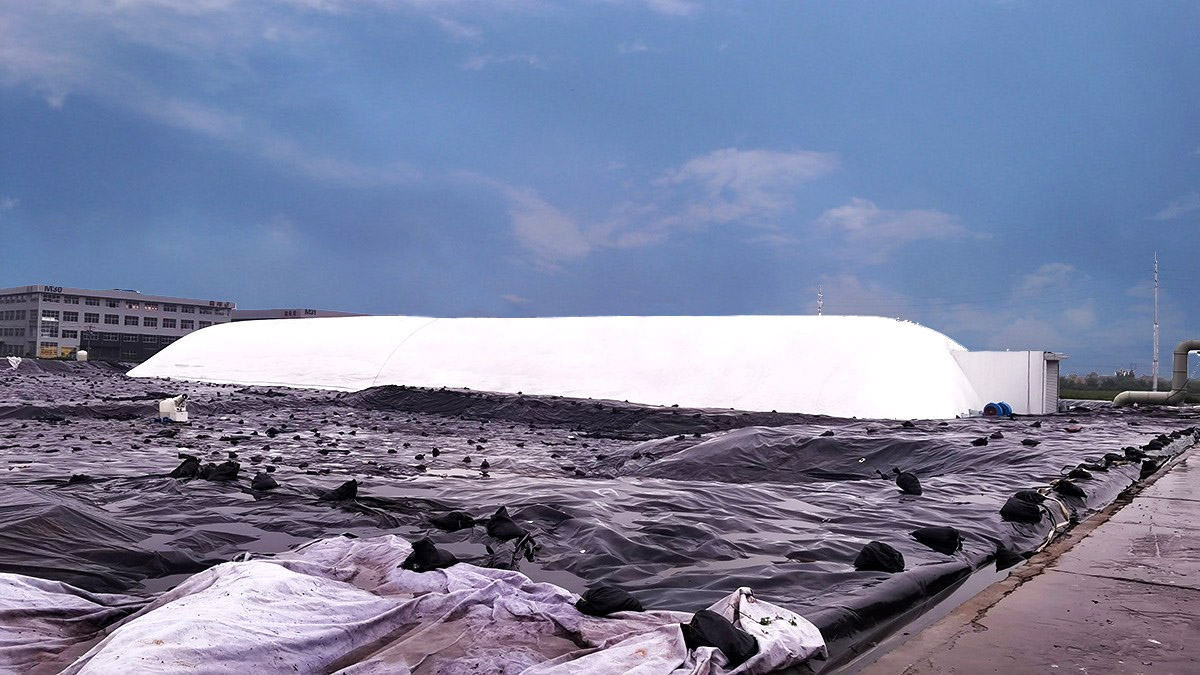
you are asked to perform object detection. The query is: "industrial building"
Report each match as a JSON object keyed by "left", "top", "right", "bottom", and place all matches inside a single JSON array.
[
  {"left": 0, "top": 285, "right": 235, "bottom": 361},
  {"left": 231, "top": 308, "right": 363, "bottom": 321}
]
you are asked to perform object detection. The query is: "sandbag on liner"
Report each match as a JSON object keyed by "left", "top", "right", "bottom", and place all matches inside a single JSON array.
[{"left": 42, "top": 535, "right": 825, "bottom": 674}]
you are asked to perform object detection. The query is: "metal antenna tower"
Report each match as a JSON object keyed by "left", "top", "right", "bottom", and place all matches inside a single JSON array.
[
  {"left": 817, "top": 285, "right": 823, "bottom": 316},
  {"left": 1152, "top": 253, "right": 1159, "bottom": 391}
]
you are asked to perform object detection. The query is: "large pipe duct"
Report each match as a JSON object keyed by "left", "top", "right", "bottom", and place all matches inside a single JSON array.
[{"left": 1113, "top": 340, "right": 1200, "bottom": 406}]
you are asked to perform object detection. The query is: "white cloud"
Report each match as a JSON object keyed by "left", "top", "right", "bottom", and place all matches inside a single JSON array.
[
  {"left": 617, "top": 40, "right": 650, "bottom": 55},
  {"left": 1063, "top": 304, "right": 1097, "bottom": 330},
  {"left": 461, "top": 53, "right": 548, "bottom": 71},
  {"left": 434, "top": 16, "right": 482, "bottom": 41},
  {"left": 1013, "top": 262, "right": 1078, "bottom": 296},
  {"left": 0, "top": 1, "right": 424, "bottom": 188},
  {"left": 815, "top": 198, "right": 965, "bottom": 263},
  {"left": 484, "top": 148, "right": 844, "bottom": 266},
  {"left": 500, "top": 293, "right": 531, "bottom": 305},
  {"left": 496, "top": 185, "right": 592, "bottom": 268},
  {"left": 639, "top": 0, "right": 699, "bottom": 16},
  {"left": 0, "top": 197, "right": 16, "bottom": 214},
  {"left": 656, "top": 148, "right": 837, "bottom": 227},
  {"left": 1152, "top": 192, "right": 1200, "bottom": 221}
]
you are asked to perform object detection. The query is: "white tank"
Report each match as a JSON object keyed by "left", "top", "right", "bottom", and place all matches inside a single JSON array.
[{"left": 76, "top": 350, "right": 88, "bottom": 362}]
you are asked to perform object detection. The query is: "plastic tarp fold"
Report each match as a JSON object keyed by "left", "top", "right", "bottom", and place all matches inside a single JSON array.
[{"left": 7, "top": 535, "right": 826, "bottom": 674}]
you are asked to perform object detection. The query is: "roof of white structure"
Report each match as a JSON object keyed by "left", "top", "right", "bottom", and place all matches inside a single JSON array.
[{"left": 128, "top": 315, "right": 984, "bottom": 419}]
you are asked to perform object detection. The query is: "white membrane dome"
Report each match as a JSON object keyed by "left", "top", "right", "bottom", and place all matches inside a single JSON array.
[{"left": 128, "top": 315, "right": 983, "bottom": 420}]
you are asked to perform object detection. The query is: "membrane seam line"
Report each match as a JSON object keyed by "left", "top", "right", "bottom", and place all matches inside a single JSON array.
[{"left": 370, "top": 317, "right": 441, "bottom": 388}]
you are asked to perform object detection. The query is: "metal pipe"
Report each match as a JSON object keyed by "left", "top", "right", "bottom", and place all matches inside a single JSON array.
[{"left": 1113, "top": 339, "right": 1200, "bottom": 406}]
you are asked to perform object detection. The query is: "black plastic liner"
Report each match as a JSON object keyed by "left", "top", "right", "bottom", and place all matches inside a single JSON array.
[{"left": 0, "top": 363, "right": 1197, "bottom": 669}]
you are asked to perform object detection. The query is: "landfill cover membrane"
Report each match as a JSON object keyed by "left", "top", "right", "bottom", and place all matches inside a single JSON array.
[{"left": 0, "top": 360, "right": 1197, "bottom": 673}]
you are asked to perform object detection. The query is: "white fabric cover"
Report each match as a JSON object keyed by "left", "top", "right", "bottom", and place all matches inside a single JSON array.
[
  {"left": 129, "top": 315, "right": 982, "bottom": 419},
  {"left": 7, "top": 535, "right": 826, "bottom": 674}
]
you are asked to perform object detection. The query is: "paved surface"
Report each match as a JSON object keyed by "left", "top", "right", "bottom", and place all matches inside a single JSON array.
[{"left": 861, "top": 448, "right": 1200, "bottom": 675}]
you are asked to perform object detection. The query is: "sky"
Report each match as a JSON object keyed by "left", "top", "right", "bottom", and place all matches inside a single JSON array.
[{"left": 1, "top": 0, "right": 1198, "bottom": 376}]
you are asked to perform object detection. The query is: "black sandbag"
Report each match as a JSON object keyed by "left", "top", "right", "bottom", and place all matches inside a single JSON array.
[
  {"left": 854, "top": 541, "right": 905, "bottom": 573},
  {"left": 319, "top": 479, "right": 358, "bottom": 501},
  {"left": 1012, "top": 490, "right": 1046, "bottom": 503},
  {"left": 1052, "top": 479, "right": 1085, "bottom": 499},
  {"left": 486, "top": 506, "right": 526, "bottom": 541},
  {"left": 576, "top": 585, "right": 645, "bottom": 616},
  {"left": 1066, "top": 466, "right": 1093, "bottom": 480},
  {"left": 995, "top": 547, "right": 1025, "bottom": 570},
  {"left": 430, "top": 511, "right": 476, "bottom": 531},
  {"left": 400, "top": 537, "right": 458, "bottom": 572},
  {"left": 680, "top": 609, "right": 759, "bottom": 669},
  {"left": 1141, "top": 458, "right": 1162, "bottom": 479},
  {"left": 199, "top": 461, "right": 239, "bottom": 481},
  {"left": 910, "top": 526, "right": 963, "bottom": 555},
  {"left": 169, "top": 456, "right": 200, "bottom": 479},
  {"left": 894, "top": 469, "right": 922, "bottom": 495},
  {"left": 251, "top": 472, "right": 278, "bottom": 491},
  {"left": 1000, "top": 494, "right": 1042, "bottom": 523}
]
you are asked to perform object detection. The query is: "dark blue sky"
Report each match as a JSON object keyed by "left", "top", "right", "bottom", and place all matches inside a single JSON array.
[{"left": 2, "top": 1, "right": 1198, "bottom": 375}]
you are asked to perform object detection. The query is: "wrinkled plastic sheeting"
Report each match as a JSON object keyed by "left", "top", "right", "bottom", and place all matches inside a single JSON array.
[
  {"left": 0, "top": 573, "right": 144, "bottom": 674},
  {"left": 23, "top": 535, "right": 826, "bottom": 674},
  {"left": 4, "top": 357, "right": 18, "bottom": 371}
]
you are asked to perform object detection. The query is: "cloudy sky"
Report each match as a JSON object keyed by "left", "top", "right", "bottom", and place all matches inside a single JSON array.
[{"left": 2, "top": 1, "right": 1198, "bottom": 375}]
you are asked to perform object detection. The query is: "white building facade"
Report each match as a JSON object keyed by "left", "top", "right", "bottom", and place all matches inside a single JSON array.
[{"left": 0, "top": 284, "right": 235, "bottom": 361}]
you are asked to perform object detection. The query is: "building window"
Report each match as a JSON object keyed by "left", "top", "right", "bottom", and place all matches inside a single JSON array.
[
  {"left": 40, "top": 324, "right": 59, "bottom": 338},
  {"left": 42, "top": 310, "right": 60, "bottom": 320},
  {"left": 85, "top": 297, "right": 101, "bottom": 306},
  {"left": 43, "top": 294, "right": 60, "bottom": 302},
  {"left": 126, "top": 301, "right": 140, "bottom": 310},
  {"left": 64, "top": 296, "right": 79, "bottom": 304},
  {"left": 63, "top": 311, "right": 79, "bottom": 322},
  {"left": 124, "top": 316, "right": 139, "bottom": 326},
  {"left": 104, "top": 314, "right": 119, "bottom": 325},
  {"left": 142, "top": 335, "right": 157, "bottom": 344},
  {"left": 161, "top": 336, "right": 176, "bottom": 345},
  {"left": 143, "top": 317, "right": 158, "bottom": 328},
  {"left": 102, "top": 332, "right": 119, "bottom": 341},
  {"left": 180, "top": 319, "right": 195, "bottom": 330},
  {"left": 123, "top": 334, "right": 138, "bottom": 343},
  {"left": 120, "top": 349, "right": 138, "bottom": 359},
  {"left": 163, "top": 304, "right": 178, "bottom": 312},
  {"left": 106, "top": 300, "right": 119, "bottom": 308},
  {"left": 199, "top": 308, "right": 213, "bottom": 315},
  {"left": 144, "top": 302, "right": 158, "bottom": 311},
  {"left": 181, "top": 305, "right": 195, "bottom": 314},
  {"left": 198, "top": 321, "right": 212, "bottom": 328},
  {"left": 162, "top": 318, "right": 176, "bottom": 329},
  {"left": 84, "top": 313, "right": 99, "bottom": 324},
  {"left": 40, "top": 342, "right": 58, "bottom": 350},
  {"left": 61, "top": 329, "right": 79, "bottom": 339}
]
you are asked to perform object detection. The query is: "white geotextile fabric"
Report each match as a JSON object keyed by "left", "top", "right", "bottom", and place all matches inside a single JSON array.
[
  {"left": 128, "top": 315, "right": 983, "bottom": 419},
  {"left": 4, "top": 535, "right": 826, "bottom": 674}
]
